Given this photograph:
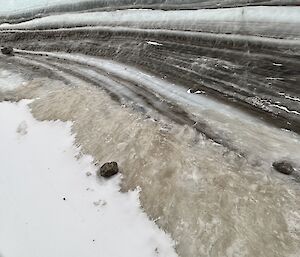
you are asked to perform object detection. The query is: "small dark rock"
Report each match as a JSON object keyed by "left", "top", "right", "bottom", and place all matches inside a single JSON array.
[
  {"left": 1, "top": 46, "right": 14, "bottom": 55},
  {"left": 97, "top": 162, "right": 119, "bottom": 178},
  {"left": 63, "top": 197, "right": 66, "bottom": 201},
  {"left": 272, "top": 160, "right": 295, "bottom": 175}
]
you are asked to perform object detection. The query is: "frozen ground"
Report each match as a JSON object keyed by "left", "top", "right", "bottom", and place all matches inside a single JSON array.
[{"left": 0, "top": 99, "right": 177, "bottom": 257}]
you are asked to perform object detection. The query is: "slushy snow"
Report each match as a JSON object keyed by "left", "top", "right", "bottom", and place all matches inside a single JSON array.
[{"left": 0, "top": 100, "right": 178, "bottom": 257}]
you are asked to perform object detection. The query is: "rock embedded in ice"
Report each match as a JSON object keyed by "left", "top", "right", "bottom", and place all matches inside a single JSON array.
[
  {"left": 97, "top": 161, "right": 119, "bottom": 178},
  {"left": 272, "top": 160, "right": 295, "bottom": 175},
  {"left": 1, "top": 46, "right": 14, "bottom": 55}
]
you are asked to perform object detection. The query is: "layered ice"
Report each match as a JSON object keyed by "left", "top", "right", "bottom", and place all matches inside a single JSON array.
[
  {"left": 1, "top": 0, "right": 300, "bottom": 16},
  {"left": 1, "top": 7, "right": 300, "bottom": 39}
]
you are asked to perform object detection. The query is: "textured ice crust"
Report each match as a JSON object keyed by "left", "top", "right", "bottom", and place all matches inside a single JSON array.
[{"left": 1, "top": 7, "right": 300, "bottom": 39}]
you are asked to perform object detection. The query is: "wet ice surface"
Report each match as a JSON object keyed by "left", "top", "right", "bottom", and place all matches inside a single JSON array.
[{"left": 0, "top": 100, "right": 177, "bottom": 257}]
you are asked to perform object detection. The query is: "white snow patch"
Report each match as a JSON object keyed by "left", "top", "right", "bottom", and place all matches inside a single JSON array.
[
  {"left": 147, "top": 41, "right": 163, "bottom": 46},
  {"left": 195, "top": 90, "right": 205, "bottom": 94},
  {"left": 266, "top": 77, "right": 284, "bottom": 80},
  {"left": 0, "top": 68, "right": 26, "bottom": 91},
  {"left": 269, "top": 103, "right": 300, "bottom": 116},
  {"left": 278, "top": 92, "right": 300, "bottom": 103},
  {"left": 0, "top": 100, "right": 177, "bottom": 257},
  {"left": 187, "top": 88, "right": 205, "bottom": 94},
  {"left": 272, "top": 63, "right": 283, "bottom": 67}
]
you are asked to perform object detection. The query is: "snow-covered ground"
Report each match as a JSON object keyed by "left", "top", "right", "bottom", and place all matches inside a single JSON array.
[{"left": 0, "top": 99, "right": 177, "bottom": 257}]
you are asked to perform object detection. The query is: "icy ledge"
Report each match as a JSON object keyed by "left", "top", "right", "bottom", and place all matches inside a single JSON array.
[
  {"left": 0, "top": 100, "right": 177, "bottom": 257},
  {"left": 1, "top": 7, "right": 299, "bottom": 39}
]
